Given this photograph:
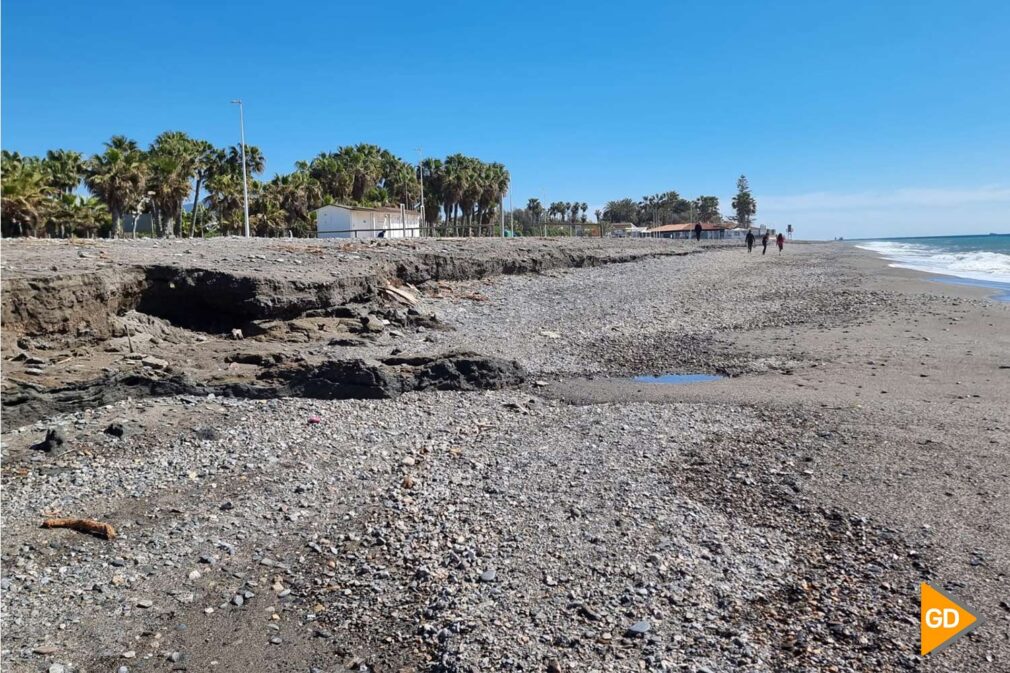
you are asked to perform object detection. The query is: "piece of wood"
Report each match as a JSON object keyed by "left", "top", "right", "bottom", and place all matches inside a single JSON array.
[
  {"left": 382, "top": 285, "right": 419, "bottom": 306},
  {"left": 41, "top": 517, "right": 116, "bottom": 540}
]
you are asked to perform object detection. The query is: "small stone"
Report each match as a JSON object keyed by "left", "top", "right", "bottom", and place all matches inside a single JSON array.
[
  {"left": 480, "top": 569, "right": 497, "bottom": 583},
  {"left": 361, "top": 315, "right": 385, "bottom": 333},
  {"left": 118, "top": 667, "right": 130, "bottom": 673},
  {"left": 48, "top": 665, "right": 66, "bottom": 673},
  {"left": 136, "top": 599, "right": 153, "bottom": 608},
  {"left": 141, "top": 355, "right": 169, "bottom": 370},
  {"left": 33, "top": 645, "right": 58, "bottom": 655},
  {"left": 314, "top": 629, "right": 333, "bottom": 639},
  {"left": 547, "top": 660, "right": 562, "bottom": 673},
  {"left": 232, "top": 594, "right": 244, "bottom": 607},
  {"left": 188, "top": 570, "right": 201, "bottom": 581},
  {"left": 230, "top": 328, "right": 244, "bottom": 340},
  {"left": 168, "top": 651, "right": 184, "bottom": 663},
  {"left": 626, "top": 620, "right": 651, "bottom": 637},
  {"left": 123, "top": 650, "right": 137, "bottom": 658},
  {"left": 270, "top": 636, "right": 282, "bottom": 645},
  {"left": 401, "top": 456, "right": 416, "bottom": 466}
]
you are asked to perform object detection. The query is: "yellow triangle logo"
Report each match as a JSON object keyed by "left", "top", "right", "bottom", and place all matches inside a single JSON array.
[{"left": 920, "top": 583, "right": 980, "bottom": 655}]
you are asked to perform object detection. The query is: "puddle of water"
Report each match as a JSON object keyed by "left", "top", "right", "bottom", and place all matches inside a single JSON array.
[{"left": 632, "top": 373, "right": 723, "bottom": 384}]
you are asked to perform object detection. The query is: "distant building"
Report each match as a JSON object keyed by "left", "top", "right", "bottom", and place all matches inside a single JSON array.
[
  {"left": 607, "top": 222, "right": 650, "bottom": 237},
  {"left": 313, "top": 204, "right": 421, "bottom": 239},
  {"left": 644, "top": 222, "right": 772, "bottom": 240}
]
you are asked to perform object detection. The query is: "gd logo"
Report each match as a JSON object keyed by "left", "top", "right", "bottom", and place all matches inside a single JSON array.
[{"left": 920, "top": 583, "right": 981, "bottom": 655}]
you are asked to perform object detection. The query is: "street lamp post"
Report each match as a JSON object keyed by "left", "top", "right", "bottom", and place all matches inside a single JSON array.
[
  {"left": 231, "top": 99, "right": 250, "bottom": 238},
  {"left": 416, "top": 147, "right": 425, "bottom": 237}
]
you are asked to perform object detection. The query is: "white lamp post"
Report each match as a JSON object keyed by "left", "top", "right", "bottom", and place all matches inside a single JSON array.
[{"left": 230, "top": 99, "right": 250, "bottom": 237}]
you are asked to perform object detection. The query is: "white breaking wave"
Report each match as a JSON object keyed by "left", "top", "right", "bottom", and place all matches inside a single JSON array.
[{"left": 856, "top": 241, "right": 1010, "bottom": 283}]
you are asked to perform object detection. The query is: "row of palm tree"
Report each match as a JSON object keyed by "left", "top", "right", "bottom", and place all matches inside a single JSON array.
[
  {"left": 601, "top": 191, "right": 722, "bottom": 226},
  {"left": 2, "top": 134, "right": 511, "bottom": 238}
]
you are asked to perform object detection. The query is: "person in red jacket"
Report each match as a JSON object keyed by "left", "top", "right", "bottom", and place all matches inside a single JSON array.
[{"left": 776, "top": 232, "right": 785, "bottom": 252}]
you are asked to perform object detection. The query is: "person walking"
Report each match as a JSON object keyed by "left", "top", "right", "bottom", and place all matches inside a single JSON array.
[
  {"left": 745, "top": 230, "right": 755, "bottom": 253},
  {"left": 776, "top": 232, "right": 785, "bottom": 252},
  {"left": 761, "top": 231, "right": 769, "bottom": 255},
  {"left": 694, "top": 222, "right": 703, "bottom": 241}
]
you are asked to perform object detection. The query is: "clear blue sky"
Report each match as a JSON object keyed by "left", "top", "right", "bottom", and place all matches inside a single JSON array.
[{"left": 3, "top": 0, "right": 1009, "bottom": 238}]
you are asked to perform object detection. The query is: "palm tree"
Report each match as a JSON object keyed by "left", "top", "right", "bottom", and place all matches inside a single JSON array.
[
  {"left": 227, "top": 144, "right": 265, "bottom": 177},
  {"left": 50, "top": 194, "right": 110, "bottom": 238},
  {"left": 147, "top": 131, "right": 199, "bottom": 237},
  {"left": 190, "top": 142, "right": 225, "bottom": 238},
  {"left": 2, "top": 156, "right": 49, "bottom": 237},
  {"left": 308, "top": 152, "right": 352, "bottom": 203},
  {"left": 84, "top": 136, "right": 147, "bottom": 237},
  {"left": 268, "top": 171, "right": 323, "bottom": 228},
  {"left": 331, "top": 144, "right": 383, "bottom": 203},
  {"left": 420, "top": 158, "right": 444, "bottom": 228},
  {"left": 43, "top": 149, "right": 86, "bottom": 194},
  {"left": 527, "top": 198, "right": 544, "bottom": 227},
  {"left": 205, "top": 171, "right": 245, "bottom": 234}
]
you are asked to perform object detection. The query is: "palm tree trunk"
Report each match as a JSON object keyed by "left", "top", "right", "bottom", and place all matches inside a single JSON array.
[{"left": 113, "top": 208, "right": 124, "bottom": 238}]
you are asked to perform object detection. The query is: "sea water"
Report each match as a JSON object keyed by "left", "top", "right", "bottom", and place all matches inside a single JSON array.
[{"left": 855, "top": 234, "right": 1010, "bottom": 297}]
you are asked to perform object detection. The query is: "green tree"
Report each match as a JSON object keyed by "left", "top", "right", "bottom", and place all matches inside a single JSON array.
[
  {"left": 695, "top": 195, "right": 720, "bottom": 223},
  {"left": 84, "top": 136, "right": 147, "bottom": 237},
  {"left": 603, "top": 198, "right": 636, "bottom": 223},
  {"left": 1, "top": 153, "right": 49, "bottom": 236},
  {"left": 731, "top": 175, "right": 756, "bottom": 227},
  {"left": 43, "top": 149, "right": 86, "bottom": 194},
  {"left": 190, "top": 142, "right": 225, "bottom": 238},
  {"left": 147, "top": 131, "right": 199, "bottom": 237},
  {"left": 527, "top": 198, "right": 544, "bottom": 226}
]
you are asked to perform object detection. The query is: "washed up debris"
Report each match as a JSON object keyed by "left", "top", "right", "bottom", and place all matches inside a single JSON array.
[
  {"left": 307, "top": 415, "right": 322, "bottom": 425},
  {"left": 104, "top": 422, "right": 126, "bottom": 438},
  {"left": 382, "top": 284, "right": 419, "bottom": 306},
  {"left": 32, "top": 428, "right": 66, "bottom": 453},
  {"left": 41, "top": 517, "right": 117, "bottom": 540},
  {"left": 626, "top": 620, "right": 651, "bottom": 637}
]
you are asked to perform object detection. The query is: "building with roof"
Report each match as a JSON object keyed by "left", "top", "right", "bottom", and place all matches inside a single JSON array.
[
  {"left": 313, "top": 204, "right": 421, "bottom": 239},
  {"left": 607, "top": 222, "right": 650, "bottom": 237},
  {"left": 644, "top": 222, "right": 772, "bottom": 240}
]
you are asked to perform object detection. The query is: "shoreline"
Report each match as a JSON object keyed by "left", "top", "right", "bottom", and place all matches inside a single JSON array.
[{"left": 2, "top": 240, "right": 1007, "bottom": 672}]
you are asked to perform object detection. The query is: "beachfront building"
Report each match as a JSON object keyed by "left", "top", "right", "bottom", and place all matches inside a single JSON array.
[
  {"left": 643, "top": 222, "right": 772, "bottom": 240},
  {"left": 607, "top": 222, "right": 650, "bottom": 237},
  {"left": 313, "top": 204, "right": 421, "bottom": 239},
  {"left": 646, "top": 222, "right": 727, "bottom": 239}
]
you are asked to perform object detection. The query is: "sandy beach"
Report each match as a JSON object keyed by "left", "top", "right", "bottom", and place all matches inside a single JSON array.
[{"left": 2, "top": 238, "right": 1007, "bottom": 672}]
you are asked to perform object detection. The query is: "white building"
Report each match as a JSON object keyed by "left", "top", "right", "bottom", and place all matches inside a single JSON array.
[{"left": 313, "top": 204, "right": 421, "bottom": 239}]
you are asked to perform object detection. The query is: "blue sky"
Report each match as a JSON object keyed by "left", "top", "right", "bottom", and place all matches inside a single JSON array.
[{"left": 3, "top": 0, "right": 1009, "bottom": 238}]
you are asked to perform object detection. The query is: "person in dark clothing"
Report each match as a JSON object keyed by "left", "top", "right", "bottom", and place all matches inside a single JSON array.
[
  {"left": 761, "top": 231, "right": 769, "bottom": 255},
  {"left": 776, "top": 232, "right": 785, "bottom": 252},
  {"left": 694, "top": 222, "right": 703, "bottom": 241},
  {"left": 745, "top": 230, "right": 755, "bottom": 252}
]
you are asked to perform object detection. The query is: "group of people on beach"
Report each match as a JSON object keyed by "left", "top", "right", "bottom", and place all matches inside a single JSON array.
[
  {"left": 745, "top": 229, "right": 785, "bottom": 254},
  {"left": 691, "top": 221, "right": 785, "bottom": 254}
]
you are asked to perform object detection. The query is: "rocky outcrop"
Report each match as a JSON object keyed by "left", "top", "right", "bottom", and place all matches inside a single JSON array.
[
  {"left": 267, "top": 352, "right": 527, "bottom": 399},
  {"left": 1, "top": 352, "right": 526, "bottom": 428}
]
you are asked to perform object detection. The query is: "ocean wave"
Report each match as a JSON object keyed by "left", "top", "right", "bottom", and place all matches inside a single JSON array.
[{"left": 856, "top": 240, "right": 1010, "bottom": 283}]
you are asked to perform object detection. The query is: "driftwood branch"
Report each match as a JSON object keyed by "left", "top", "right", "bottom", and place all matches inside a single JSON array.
[{"left": 41, "top": 518, "right": 116, "bottom": 540}]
